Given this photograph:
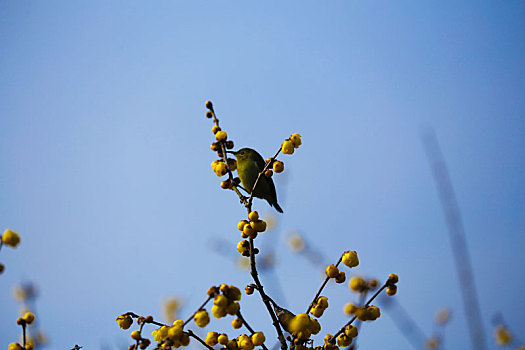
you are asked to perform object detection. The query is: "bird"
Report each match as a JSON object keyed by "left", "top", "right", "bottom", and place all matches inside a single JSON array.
[{"left": 231, "top": 148, "right": 283, "bottom": 213}]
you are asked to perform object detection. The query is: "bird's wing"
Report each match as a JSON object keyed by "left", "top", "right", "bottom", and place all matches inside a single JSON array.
[{"left": 253, "top": 150, "right": 267, "bottom": 171}]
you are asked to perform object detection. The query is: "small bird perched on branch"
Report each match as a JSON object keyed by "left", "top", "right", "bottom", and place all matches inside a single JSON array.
[{"left": 231, "top": 148, "right": 283, "bottom": 213}]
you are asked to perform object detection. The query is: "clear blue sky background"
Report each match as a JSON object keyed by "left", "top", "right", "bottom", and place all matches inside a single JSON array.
[{"left": 1, "top": 1, "right": 524, "bottom": 349}]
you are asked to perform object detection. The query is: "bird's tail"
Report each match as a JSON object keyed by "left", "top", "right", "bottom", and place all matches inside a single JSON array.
[{"left": 273, "top": 202, "right": 283, "bottom": 213}]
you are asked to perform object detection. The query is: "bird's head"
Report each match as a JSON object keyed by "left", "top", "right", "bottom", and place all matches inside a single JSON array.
[{"left": 229, "top": 148, "right": 257, "bottom": 162}]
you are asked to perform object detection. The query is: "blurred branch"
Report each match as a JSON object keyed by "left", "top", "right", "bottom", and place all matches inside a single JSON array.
[
  {"left": 422, "top": 128, "right": 487, "bottom": 350},
  {"left": 379, "top": 295, "right": 427, "bottom": 349}
]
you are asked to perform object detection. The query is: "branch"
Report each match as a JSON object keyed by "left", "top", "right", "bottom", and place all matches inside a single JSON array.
[
  {"left": 329, "top": 281, "right": 388, "bottom": 342},
  {"left": 305, "top": 256, "right": 343, "bottom": 314},
  {"left": 248, "top": 238, "right": 288, "bottom": 350},
  {"left": 187, "top": 330, "right": 215, "bottom": 350},
  {"left": 237, "top": 310, "right": 270, "bottom": 350},
  {"left": 184, "top": 294, "right": 213, "bottom": 326}
]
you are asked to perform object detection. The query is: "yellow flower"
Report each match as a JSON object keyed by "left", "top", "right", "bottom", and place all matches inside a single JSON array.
[
  {"left": 251, "top": 332, "right": 266, "bottom": 346},
  {"left": 288, "top": 233, "right": 305, "bottom": 252},
  {"left": 325, "top": 264, "right": 339, "bottom": 278},
  {"left": 116, "top": 314, "right": 132, "bottom": 330},
  {"left": 344, "top": 325, "right": 358, "bottom": 338},
  {"left": 242, "top": 224, "right": 256, "bottom": 239},
  {"left": 2, "top": 229, "right": 21, "bottom": 248},
  {"left": 194, "top": 310, "right": 210, "bottom": 328},
  {"left": 214, "top": 294, "right": 228, "bottom": 307},
  {"left": 343, "top": 302, "right": 356, "bottom": 315},
  {"left": 335, "top": 271, "right": 346, "bottom": 284},
  {"left": 349, "top": 277, "right": 366, "bottom": 292},
  {"left": 130, "top": 330, "right": 141, "bottom": 340},
  {"left": 435, "top": 308, "right": 451, "bottom": 324},
  {"left": 218, "top": 333, "right": 229, "bottom": 345},
  {"left": 228, "top": 286, "right": 242, "bottom": 301},
  {"left": 216, "top": 130, "right": 228, "bottom": 142},
  {"left": 356, "top": 305, "right": 381, "bottom": 321},
  {"left": 237, "top": 240, "right": 250, "bottom": 255},
  {"left": 212, "top": 125, "right": 221, "bottom": 134},
  {"left": 494, "top": 324, "right": 512, "bottom": 345},
  {"left": 226, "top": 301, "right": 240, "bottom": 315},
  {"left": 163, "top": 298, "right": 181, "bottom": 323},
  {"left": 310, "top": 306, "right": 324, "bottom": 318},
  {"left": 290, "top": 133, "right": 302, "bottom": 148},
  {"left": 238, "top": 334, "right": 254, "bottom": 350},
  {"left": 273, "top": 161, "right": 284, "bottom": 173},
  {"left": 317, "top": 296, "right": 329, "bottom": 309},
  {"left": 22, "top": 312, "right": 35, "bottom": 324},
  {"left": 250, "top": 220, "right": 267, "bottom": 233},
  {"left": 8, "top": 344, "right": 23, "bottom": 350},
  {"left": 232, "top": 318, "right": 243, "bottom": 329},
  {"left": 211, "top": 305, "right": 227, "bottom": 318},
  {"left": 308, "top": 317, "right": 321, "bottom": 334},
  {"left": 337, "top": 334, "right": 352, "bottom": 347},
  {"left": 214, "top": 162, "right": 228, "bottom": 177},
  {"left": 181, "top": 332, "right": 191, "bottom": 346},
  {"left": 342, "top": 251, "right": 359, "bottom": 268},
  {"left": 386, "top": 285, "right": 397, "bottom": 296},
  {"left": 248, "top": 211, "right": 259, "bottom": 222},
  {"left": 228, "top": 338, "right": 240, "bottom": 350},
  {"left": 205, "top": 332, "right": 219, "bottom": 346},
  {"left": 245, "top": 284, "right": 255, "bottom": 295},
  {"left": 281, "top": 140, "right": 295, "bottom": 154},
  {"left": 237, "top": 220, "right": 249, "bottom": 231},
  {"left": 289, "top": 313, "right": 310, "bottom": 333},
  {"left": 168, "top": 323, "right": 184, "bottom": 339},
  {"left": 425, "top": 337, "right": 440, "bottom": 349},
  {"left": 388, "top": 273, "right": 399, "bottom": 284}
]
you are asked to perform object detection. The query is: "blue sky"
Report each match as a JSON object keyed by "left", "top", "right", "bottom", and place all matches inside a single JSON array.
[{"left": 1, "top": 1, "right": 524, "bottom": 349}]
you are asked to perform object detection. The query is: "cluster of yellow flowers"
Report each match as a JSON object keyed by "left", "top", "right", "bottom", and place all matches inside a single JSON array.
[
  {"left": 325, "top": 265, "right": 346, "bottom": 284},
  {"left": 334, "top": 325, "right": 358, "bottom": 347},
  {"left": 1, "top": 229, "right": 21, "bottom": 274},
  {"left": 254, "top": 132, "right": 302, "bottom": 179},
  {"left": 204, "top": 331, "right": 266, "bottom": 350},
  {"left": 8, "top": 312, "right": 36, "bottom": 350},
  {"left": 287, "top": 313, "right": 321, "bottom": 341},
  {"left": 281, "top": 133, "right": 302, "bottom": 155},
  {"left": 151, "top": 320, "right": 189, "bottom": 348},
  {"left": 209, "top": 284, "right": 242, "bottom": 319},
  {"left": 348, "top": 276, "right": 377, "bottom": 294},
  {"left": 310, "top": 296, "right": 329, "bottom": 318},
  {"left": 386, "top": 273, "right": 399, "bottom": 296},
  {"left": 237, "top": 211, "right": 267, "bottom": 256},
  {"left": 205, "top": 101, "right": 237, "bottom": 184}
]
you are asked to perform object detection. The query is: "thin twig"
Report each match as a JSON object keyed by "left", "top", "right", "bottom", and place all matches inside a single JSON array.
[
  {"left": 208, "top": 106, "right": 249, "bottom": 206},
  {"left": 184, "top": 295, "right": 213, "bottom": 326},
  {"left": 306, "top": 256, "right": 343, "bottom": 314},
  {"left": 236, "top": 310, "right": 270, "bottom": 350},
  {"left": 248, "top": 238, "right": 288, "bottom": 350},
  {"left": 22, "top": 323, "right": 27, "bottom": 348},
  {"left": 329, "top": 282, "right": 389, "bottom": 342},
  {"left": 187, "top": 330, "right": 215, "bottom": 350}
]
